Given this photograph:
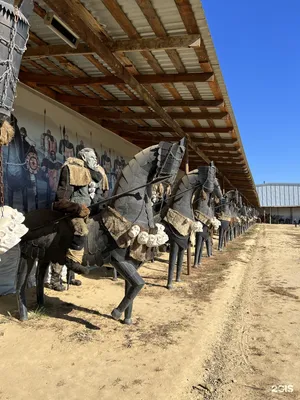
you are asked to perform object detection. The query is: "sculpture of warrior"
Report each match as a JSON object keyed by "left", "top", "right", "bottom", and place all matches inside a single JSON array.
[{"left": 52, "top": 148, "right": 107, "bottom": 275}]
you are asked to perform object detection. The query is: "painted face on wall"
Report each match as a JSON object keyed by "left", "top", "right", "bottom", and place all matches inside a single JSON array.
[{"left": 50, "top": 151, "right": 56, "bottom": 161}]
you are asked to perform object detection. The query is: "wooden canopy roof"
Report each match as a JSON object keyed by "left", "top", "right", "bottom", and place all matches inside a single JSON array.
[{"left": 19, "top": 0, "right": 259, "bottom": 207}]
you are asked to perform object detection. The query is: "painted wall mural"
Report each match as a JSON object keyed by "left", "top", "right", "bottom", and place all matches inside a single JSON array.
[{"left": 2, "top": 109, "right": 128, "bottom": 213}]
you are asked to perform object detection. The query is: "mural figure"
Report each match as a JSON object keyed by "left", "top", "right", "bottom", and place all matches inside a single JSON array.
[
  {"left": 41, "top": 129, "right": 57, "bottom": 158},
  {"left": 76, "top": 139, "right": 85, "bottom": 156},
  {"left": 41, "top": 150, "right": 62, "bottom": 208},
  {"left": 59, "top": 126, "right": 74, "bottom": 160},
  {"left": 114, "top": 155, "right": 123, "bottom": 180},
  {"left": 6, "top": 115, "right": 39, "bottom": 212}
]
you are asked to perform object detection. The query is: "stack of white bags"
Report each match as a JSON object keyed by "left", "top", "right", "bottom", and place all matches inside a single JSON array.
[{"left": 0, "top": 206, "right": 28, "bottom": 258}]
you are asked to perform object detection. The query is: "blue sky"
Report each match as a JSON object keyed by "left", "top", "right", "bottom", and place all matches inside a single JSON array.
[{"left": 201, "top": 0, "right": 300, "bottom": 184}]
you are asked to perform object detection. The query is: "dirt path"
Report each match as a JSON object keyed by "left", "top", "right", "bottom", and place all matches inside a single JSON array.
[
  {"left": 202, "top": 224, "right": 300, "bottom": 400},
  {"left": 0, "top": 225, "right": 299, "bottom": 400}
]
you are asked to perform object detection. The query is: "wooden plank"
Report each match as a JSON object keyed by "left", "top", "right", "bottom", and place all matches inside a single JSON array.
[
  {"left": 55, "top": 94, "right": 224, "bottom": 108},
  {"left": 19, "top": 71, "right": 214, "bottom": 85},
  {"left": 101, "top": 121, "right": 233, "bottom": 134},
  {"left": 24, "top": 43, "right": 93, "bottom": 59},
  {"left": 120, "top": 137, "right": 237, "bottom": 145},
  {"left": 110, "top": 34, "right": 202, "bottom": 52},
  {"left": 81, "top": 110, "right": 227, "bottom": 119},
  {"left": 24, "top": 35, "right": 203, "bottom": 59}
]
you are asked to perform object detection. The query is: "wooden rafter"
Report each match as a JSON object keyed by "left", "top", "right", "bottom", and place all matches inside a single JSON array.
[
  {"left": 19, "top": 71, "right": 214, "bottom": 86},
  {"left": 80, "top": 110, "right": 227, "bottom": 120},
  {"left": 24, "top": 34, "right": 203, "bottom": 59},
  {"left": 101, "top": 121, "right": 233, "bottom": 134},
  {"left": 55, "top": 94, "right": 224, "bottom": 108},
  {"left": 118, "top": 136, "right": 237, "bottom": 145}
]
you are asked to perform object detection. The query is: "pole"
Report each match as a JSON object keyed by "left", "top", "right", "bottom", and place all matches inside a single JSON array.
[{"left": 185, "top": 147, "right": 192, "bottom": 276}]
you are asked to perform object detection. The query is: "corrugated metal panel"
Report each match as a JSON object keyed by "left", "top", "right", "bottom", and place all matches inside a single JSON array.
[{"left": 256, "top": 184, "right": 300, "bottom": 207}]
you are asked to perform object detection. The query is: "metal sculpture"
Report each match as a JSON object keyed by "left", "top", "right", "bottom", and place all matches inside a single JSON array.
[
  {"left": 193, "top": 165, "right": 222, "bottom": 268},
  {"left": 164, "top": 163, "right": 222, "bottom": 289},
  {"left": 217, "top": 191, "right": 233, "bottom": 251},
  {"left": 16, "top": 139, "right": 186, "bottom": 324}
]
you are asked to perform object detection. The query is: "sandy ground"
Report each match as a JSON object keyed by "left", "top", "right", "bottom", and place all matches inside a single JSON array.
[{"left": 0, "top": 224, "right": 299, "bottom": 400}]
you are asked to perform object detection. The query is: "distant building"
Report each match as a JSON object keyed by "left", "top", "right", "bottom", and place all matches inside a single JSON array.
[{"left": 256, "top": 183, "right": 300, "bottom": 224}]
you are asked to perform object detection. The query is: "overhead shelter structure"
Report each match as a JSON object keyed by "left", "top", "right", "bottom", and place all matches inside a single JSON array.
[{"left": 19, "top": 0, "right": 259, "bottom": 207}]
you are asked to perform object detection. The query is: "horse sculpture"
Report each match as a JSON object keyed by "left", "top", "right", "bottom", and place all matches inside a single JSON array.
[
  {"left": 193, "top": 172, "right": 222, "bottom": 268},
  {"left": 217, "top": 191, "right": 234, "bottom": 251},
  {"left": 163, "top": 163, "right": 222, "bottom": 289},
  {"left": 16, "top": 139, "right": 186, "bottom": 324}
]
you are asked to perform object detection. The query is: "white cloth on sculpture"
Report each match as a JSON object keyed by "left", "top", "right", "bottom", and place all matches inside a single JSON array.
[{"left": 0, "top": 206, "right": 28, "bottom": 257}]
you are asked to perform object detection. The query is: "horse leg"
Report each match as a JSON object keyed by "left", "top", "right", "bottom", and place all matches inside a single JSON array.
[
  {"left": 124, "top": 281, "right": 133, "bottom": 325},
  {"left": 193, "top": 233, "right": 203, "bottom": 268},
  {"left": 198, "top": 237, "right": 205, "bottom": 265},
  {"left": 205, "top": 237, "right": 211, "bottom": 257},
  {"left": 176, "top": 246, "right": 185, "bottom": 282},
  {"left": 167, "top": 241, "right": 178, "bottom": 289},
  {"left": 218, "top": 227, "right": 224, "bottom": 251},
  {"left": 16, "top": 257, "right": 35, "bottom": 321},
  {"left": 111, "top": 259, "right": 144, "bottom": 322},
  {"left": 113, "top": 267, "right": 118, "bottom": 281},
  {"left": 36, "top": 260, "right": 49, "bottom": 307}
]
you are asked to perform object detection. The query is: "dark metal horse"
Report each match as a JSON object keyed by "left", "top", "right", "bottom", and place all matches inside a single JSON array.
[
  {"left": 164, "top": 164, "right": 222, "bottom": 289},
  {"left": 16, "top": 140, "right": 186, "bottom": 324},
  {"left": 217, "top": 191, "right": 234, "bottom": 251},
  {"left": 193, "top": 177, "right": 222, "bottom": 268}
]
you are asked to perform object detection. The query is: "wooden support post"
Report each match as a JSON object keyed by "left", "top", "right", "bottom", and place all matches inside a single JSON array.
[{"left": 185, "top": 148, "right": 192, "bottom": 276}]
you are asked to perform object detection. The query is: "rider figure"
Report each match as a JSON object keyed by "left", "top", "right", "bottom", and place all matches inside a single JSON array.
[{"left": 53, "top": 148, "right": 108, "bottom": 275}]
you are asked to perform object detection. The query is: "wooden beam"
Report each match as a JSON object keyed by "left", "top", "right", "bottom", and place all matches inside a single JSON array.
[
  {"left": 101, "top": 121, "right": 233, "bottom": 134},
  {"left": 24, "top": 34, "right": 203, "bottom": 59},
  {"left": 121, "top": 136, "right": 237, "bottom": 145},
  {"left": 110, "top": 34, "right": 202, "bottom": 52},
  {"left": 24, "top": 43, "right": 94, "bottom": 59},
  {"left": 81, "top": 109, "right": 227, "bottom": 120},
  {"left": 19, "top": 71, "right": 214, "bottom": 86},
  {"left": 55, "top": 94, "right": 224, "bottom": 108}
]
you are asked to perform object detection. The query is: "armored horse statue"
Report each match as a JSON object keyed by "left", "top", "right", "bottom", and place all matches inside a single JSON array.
[
  {"left": 16, "top": 139, "right": 186, "bottom": 324},
  {"left": 163, "top": 163, "right": 222, "bottom": 289},
  {"left": 217, "top": 190, "right": 234, "bottom": 251},
  {"left": 193, "top": 166, "right": 222, "bottom": 268}
]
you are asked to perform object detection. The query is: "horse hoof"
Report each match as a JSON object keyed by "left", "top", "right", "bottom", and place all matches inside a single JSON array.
[
  {"left": 167, "top": 284, "right": 173, "bottom": 290},
  {"left": 176, "top": 279, "right": 181, "bottom": 283},
  {"left": 111, "top": 308, "right": 122, "bottom": 321},
  {"left": 124, "top": 318, "right": 132, "bottom": 325},
  {"left": 70, "top": 279, "right": 82, "bottom": 286},
  {"left": 193, "top": 264, "right": 199, "bottom": 268}
]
